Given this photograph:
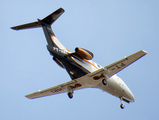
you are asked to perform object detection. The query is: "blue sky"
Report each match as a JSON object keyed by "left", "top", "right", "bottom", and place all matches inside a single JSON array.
[{"left": 1, "top": 0, "right": 159, "bottom": 120}]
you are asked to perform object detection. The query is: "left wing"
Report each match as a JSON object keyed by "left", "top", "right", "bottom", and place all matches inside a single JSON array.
[{"left": 103, "top": 50, "right": 147, "bottom": 78}]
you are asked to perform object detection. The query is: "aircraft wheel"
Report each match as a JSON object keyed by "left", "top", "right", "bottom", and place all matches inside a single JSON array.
[
  {"left": 120, "top": 103, "right": 125, "bottom": 109},
  {"left": 68, "top": 92, "right": 73, "bottom": 99},
  {"left": 102, "top": 79, "right": 107, "bottom": 85}
]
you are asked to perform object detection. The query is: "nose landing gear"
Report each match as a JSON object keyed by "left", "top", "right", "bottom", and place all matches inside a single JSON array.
[
  {"left": 120, "top": 97, "right": 125, "bottom": 109},
  {"left": 120, "top": 103, "right": 125, "bottom": 109}
]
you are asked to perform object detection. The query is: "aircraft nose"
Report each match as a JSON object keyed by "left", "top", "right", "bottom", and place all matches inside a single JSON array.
[{"left": 126, "top": 88, "right": 135, "bottom": 102}]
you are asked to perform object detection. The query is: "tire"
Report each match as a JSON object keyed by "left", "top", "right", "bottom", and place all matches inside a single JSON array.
[
  {"left": 120, "top": 103, "right": 124, "bottom": 109},
  {"left": 102, "top": 79, "right": 107, "bottom": 85},
  {"left": 68, "top": 92, "right": 73, "bottom": 99}
]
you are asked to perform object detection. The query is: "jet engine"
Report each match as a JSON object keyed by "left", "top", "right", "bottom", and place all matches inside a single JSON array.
[{"left": 75, "top": 47, "right": 94, "bottom": 60}]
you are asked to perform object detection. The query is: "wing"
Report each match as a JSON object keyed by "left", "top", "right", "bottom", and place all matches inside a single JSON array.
[
  {"left": 25, "top": 70, "right": 104, "bottom": 99},
  {"left": 25, "top": 80, "right": 80, "bottom": 99},
  {"left": 103, "top": 50, "right": 147, "bottom": 78},
  {"left": 25, "top": 50, "right": 147, "bottom": 99}
]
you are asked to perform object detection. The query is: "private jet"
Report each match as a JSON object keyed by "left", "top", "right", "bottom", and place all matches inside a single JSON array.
[{"left": 11, "top": 8, "right": 147, "bottom": 109}]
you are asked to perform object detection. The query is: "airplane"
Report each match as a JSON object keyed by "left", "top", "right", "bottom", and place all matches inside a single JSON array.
[{"left": 11, "top": 8, "right": 147, "bottom": 109}]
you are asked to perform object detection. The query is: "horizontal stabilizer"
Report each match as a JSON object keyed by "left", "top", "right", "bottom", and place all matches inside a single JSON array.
[
  {"left": 42, "top": 7, "right": 64, "bottom": 25},
  {"left": 11, "top": 21, "right": 41, "bottom": 30},
  {"left": 11, "top": 8, "right": 65, "bottom": 30}
]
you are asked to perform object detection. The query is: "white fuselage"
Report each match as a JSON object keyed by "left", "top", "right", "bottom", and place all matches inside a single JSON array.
[
  {"left": 103, "top": 75, "right": 135, "bottom": 102},
  {"left": 72, "top": 56, "right": 135, "bottom": 102},
  {"left": 52, "top": 35, "right": 135, "bottom": 102}
]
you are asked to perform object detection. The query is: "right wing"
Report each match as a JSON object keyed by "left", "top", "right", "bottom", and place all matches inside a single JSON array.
[
  {"left": 25, "top": 69, "right": 105, "bottom": 99},
  {"left": 25, "top": 80, "right": 80, "bottom": 99}
]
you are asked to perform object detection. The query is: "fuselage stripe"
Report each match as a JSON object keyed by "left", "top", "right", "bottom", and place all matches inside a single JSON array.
[
  {"left": 84, "top": 59, "right": 99, "bottom": 70},
  {"left": 70, "top": 56, "right": 99, "bottom": 73},
  {"left": 51, "top": 35, "right": 71, "bottom": 53}
]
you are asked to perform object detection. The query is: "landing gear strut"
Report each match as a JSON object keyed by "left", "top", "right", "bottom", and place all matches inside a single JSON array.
[
  {"left": 67, "top": 86, "right": 74, "bottom": 99},
  {"left": 120, "top": 97, "right": 125, "bottom": 109}
]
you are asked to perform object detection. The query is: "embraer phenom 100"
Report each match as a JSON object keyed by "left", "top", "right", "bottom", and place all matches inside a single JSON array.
[{"left": 11, "top": 8, "right": 147, "bottom": 109}]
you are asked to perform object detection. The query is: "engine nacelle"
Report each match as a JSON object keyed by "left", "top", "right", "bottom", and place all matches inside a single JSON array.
[{"left": 75, "top": 47, "right": 94, "bottom": 60}]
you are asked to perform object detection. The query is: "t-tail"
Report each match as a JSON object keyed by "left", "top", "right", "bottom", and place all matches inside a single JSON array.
[{"left": 11, "top": 8, "right": 67, "bottom": 50}]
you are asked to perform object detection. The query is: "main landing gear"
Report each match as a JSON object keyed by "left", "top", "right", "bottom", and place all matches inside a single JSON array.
[
  {"left": 68, "top": 92, "right": 73, "bottom": 99},
  {"left": 120, "top": 97, "right": 125, "bottom": 109},
  {"left": 67, "top": 86, "right": 74, "bottom": 99},
  {"left": 102, "top": 79, "right": 107, "bottom": 85}
]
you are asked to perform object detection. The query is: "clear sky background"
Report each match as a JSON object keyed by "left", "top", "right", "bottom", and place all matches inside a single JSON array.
[{"left": 1, "top": 0, "right": 159, "bottom": 120}]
